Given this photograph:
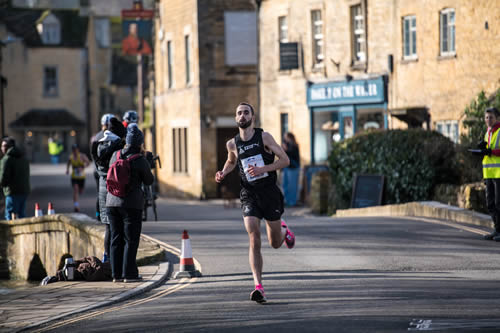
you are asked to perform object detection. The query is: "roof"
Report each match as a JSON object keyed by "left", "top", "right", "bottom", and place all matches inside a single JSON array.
[
  {"left": 0, "top": 8, "right": 88, "bottom": 47},
  {"left": 9, "top": 109, "right": 85, "bottom": 129}
]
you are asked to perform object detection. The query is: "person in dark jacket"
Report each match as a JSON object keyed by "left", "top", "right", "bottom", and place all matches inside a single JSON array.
[
  {"left": 281, "top": 132, "right": 300, "bottom": 207},
  {"left": 91, "top": 114, "right": 117, "bottom": 221},
  {"left": 95, "top": 118, "right": 126, "bottom": 262},
  {"left": 106, "top": 124, "right": 154, "bottom": 282},
  {"left": 0, "top": 137, "right": 30, "bottom": 220}
]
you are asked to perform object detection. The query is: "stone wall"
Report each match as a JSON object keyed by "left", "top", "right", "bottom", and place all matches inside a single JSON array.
[{"left": 0, "top": 214, "right": 104, "bottom": 280}]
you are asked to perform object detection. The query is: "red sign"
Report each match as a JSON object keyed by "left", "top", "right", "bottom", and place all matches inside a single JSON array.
[{"left": 121, "top": 9, "right": 154, "bottom": 19}]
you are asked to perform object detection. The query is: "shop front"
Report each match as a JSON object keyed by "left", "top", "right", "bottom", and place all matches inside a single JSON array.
[{"left": 307, "top": 76, "right": 388, "bottom": 164}]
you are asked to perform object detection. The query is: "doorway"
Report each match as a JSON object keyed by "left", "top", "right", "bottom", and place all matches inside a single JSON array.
[{"left": 216, "top": 128, "right": 240, "bottom": 199}]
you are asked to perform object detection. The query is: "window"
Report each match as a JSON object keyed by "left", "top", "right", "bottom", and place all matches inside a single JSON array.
[
  {"left": 278, "top": 16, "right": 288, "bottom": 43},
  {"left": 311, "top": 10, "right": 324, "bottom": 66},
  {"left": 280, "top": 113, "right": 289, "bottom": 142},
  {"left": 403, "top": 15, "right": 417, "bottom": 59},
  {"left": 173, "top": 127, "right": 188, "bottom": 173},
  {"left": 224, "top": 11, "right": 257, "bottom": 65},
  {"left": 167, "top": 40, "right": 173, "bottom": 88},
  {"left": 185, "top": 35, "right": 191, "bottom": 84},
  {"left": 440, "top": 8, "right": 456, "bottom": 56},
  {"left": 38, "top": 14, "right": 60, "bottom": 45},
  {"left": 436, "top": 120, "right": 459, "bottom": 143},
  {"left": 95, "top": 18, "right": 110, "bottom": 48},
  {"left": 43, "top": 66, "right": 58, "bottom": 97},
  {"left": 351, "top": 4, "right": 366, "bottom": 63}
]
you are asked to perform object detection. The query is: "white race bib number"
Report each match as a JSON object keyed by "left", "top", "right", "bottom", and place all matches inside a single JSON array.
[{"left": 241, "top": 154, "right": 268, "bottom": 182}]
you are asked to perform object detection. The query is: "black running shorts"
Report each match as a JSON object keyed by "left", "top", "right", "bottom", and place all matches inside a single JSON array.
[
  {"left": 240, "top": 184, "right": 284, "bottom": 221},
  {"left": 71, "top": 178, "right": 85, "bottom": 189}
]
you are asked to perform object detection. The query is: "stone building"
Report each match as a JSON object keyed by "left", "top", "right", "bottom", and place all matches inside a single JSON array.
[
  {"left": 259, "top": 0, "right": 499, "bottom": 167},
  {"left": 154, "top": 0, "right": 257, "bottom": 198},
  {"left": 0, "top": 9, "right": 89, "bottom": 162},
  {"left": 260, "top": 0, "right": 392, "bottom": 166},
  {"left": 389, "top": 0, "right": 499, "bottom": 143}
]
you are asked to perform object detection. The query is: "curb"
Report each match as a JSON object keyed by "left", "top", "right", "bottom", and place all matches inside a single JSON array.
[
  {"left": 21, "top": 236, "right": 173, "bottom": 332},
  {"left": 335, "top": 201, "right": 493, "bottom": 229}
]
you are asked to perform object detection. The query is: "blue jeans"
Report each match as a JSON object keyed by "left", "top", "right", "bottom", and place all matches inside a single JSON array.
[
  {"left": 283, "top": 167, "right": 300, "bottom": 206},
  {"left": 50, "top": 155, "right": 59, "bottom": 164},
  {"left": 107, "top": 207, "right": 143, "bottom": 279},
  {"left": 5, "top": 195, "right": 28, "bottom": 220}
]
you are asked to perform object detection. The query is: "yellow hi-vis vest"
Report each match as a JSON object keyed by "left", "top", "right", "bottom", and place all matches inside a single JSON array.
[{"left": 483, "top": 127, "right": 500, "bottom": 179}]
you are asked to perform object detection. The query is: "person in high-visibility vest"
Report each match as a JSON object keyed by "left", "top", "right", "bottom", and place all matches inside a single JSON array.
[
  {"left": 481, "top": 107, "right": 500, "bottom": 241},
  {"left": 48, "top": 137, "right": 64, "bottom": 164}
]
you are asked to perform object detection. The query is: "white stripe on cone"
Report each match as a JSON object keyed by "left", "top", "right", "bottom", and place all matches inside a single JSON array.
[{"left": 35, "top": 203, "right": 43, "bottom": 217}]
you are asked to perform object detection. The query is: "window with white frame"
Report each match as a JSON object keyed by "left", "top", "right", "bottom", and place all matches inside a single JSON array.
[
  {"left": 38, "top": 13, "right": 61, "bottom": 45},
  {"left": 43, "top": 66, "right": 58, "bottom": 97},
  {"left": 311, "top": 10, "right": 323, "bottom": 66},
  {"left": 436, "top": 120, "right": 459, "bottom": 143},
  {"left": 351, "top": 4, "right": 365, "bottom": 63},
  {"left": 173, "top": 127, "right": 188, "bottom": 173},
  {"left": 440, "top": 8, "right": 455, "bottom": 56},
  {"left": 185, "top": 35, "right": 191, "bottom": 84},
  {"left": 278, "top": 16, "right": 288, "bottom": 43},
  {"left": 403, "top": 15, "right": 417, "bottom": 59}
]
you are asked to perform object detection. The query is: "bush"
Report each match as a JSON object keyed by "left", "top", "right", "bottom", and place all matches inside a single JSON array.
[{"left": 328, "top": 129, "right": 459, "bottom": 210}]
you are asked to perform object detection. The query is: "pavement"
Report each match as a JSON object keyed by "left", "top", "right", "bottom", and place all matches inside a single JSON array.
[{"left": 0, "top": 235, "right": 171, "bottom": 333}]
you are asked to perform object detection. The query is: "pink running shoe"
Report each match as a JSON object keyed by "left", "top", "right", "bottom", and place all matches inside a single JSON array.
[
  {"left": 281, "top": 220, "right": 295, "bottom": 249},
  {"left": 250, "top": 284, "right": 267, "bottom": 303}
]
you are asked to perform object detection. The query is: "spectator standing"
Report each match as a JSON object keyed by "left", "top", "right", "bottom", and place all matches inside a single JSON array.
[
  {"left": 106, "top": 124, "right": 154, "bottom": 282},
  {"left": 91, "top": 114, "right": 116, "bottom": 221},
  {"left": 66, "top": 144, "right": 90, "bottom": 212},
  {"left": 0, "top": 137, "right": 30, "bottom": 220},
  {"left": 282, "top": 132, "right": 300, "bottom": 207},
  {"left": 48, "top": 136, "right": 64, "bottom": 164},
  {"left": 480, "top": 107, "right": 500, "bottom": 241},
  {"left": 122, "top": 110, "right": 138, "bottom": 128},
  {"left": 95, "top": 118, "right": 126, "bottom": 262}
]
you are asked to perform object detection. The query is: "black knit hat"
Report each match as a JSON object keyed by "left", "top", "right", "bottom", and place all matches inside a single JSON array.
[
  {"left": 126, "top": 123, "right": 144, "bottom": 146},
  {"left": 108, "top": 117, "right": 126, "bottom": 138}
]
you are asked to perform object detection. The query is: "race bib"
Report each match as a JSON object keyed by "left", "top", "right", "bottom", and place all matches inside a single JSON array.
[
  {"left": 241, "top": 154, "right": 268, "bottom": 182},
  {"left": 73, "top": 167, "right": 83, "bottom": 177}
]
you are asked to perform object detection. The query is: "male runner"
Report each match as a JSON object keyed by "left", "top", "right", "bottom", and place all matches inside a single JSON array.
[{"left": 215, "top": 102, "right": 295, "bottom": 303}]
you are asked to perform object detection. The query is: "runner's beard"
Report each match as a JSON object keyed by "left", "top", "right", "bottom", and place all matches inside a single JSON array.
[{"left": 238, "top": 118, "right": 252, "bottom": 129}]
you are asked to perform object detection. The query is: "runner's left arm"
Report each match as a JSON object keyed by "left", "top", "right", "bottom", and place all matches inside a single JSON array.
[{"left": 248, "top": 132, "right": 290, "bottom": 177}]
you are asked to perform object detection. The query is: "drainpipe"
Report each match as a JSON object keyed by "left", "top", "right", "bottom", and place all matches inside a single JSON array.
[{"left": 255, "top": 0, "right": 262, "bottom": 126}]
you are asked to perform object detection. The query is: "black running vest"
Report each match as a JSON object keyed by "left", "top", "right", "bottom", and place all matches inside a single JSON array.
[{"left": 235, "top": 128, "right": 277, "bottom": 189}]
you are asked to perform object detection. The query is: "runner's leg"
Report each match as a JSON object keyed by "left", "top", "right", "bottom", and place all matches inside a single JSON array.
[
  {"left": 244, "top": 216, "right": 263, "bottom": 286},
  {"left": 265, "top": 219, "right": 286, "bottom": 248}
]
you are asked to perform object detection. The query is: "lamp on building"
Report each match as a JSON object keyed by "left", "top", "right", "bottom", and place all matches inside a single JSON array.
[{"left": 0, "top": 35, "right": 23, "bottom": 138}]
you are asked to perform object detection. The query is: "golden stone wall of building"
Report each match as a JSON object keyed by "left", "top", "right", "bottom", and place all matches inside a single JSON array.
[
  {"left": 260, "top": 0, "right": 393, "bottom": 165},
  {"left": 87, "top": 14, "right": 113, "bottom": 139},
  {"left": 154, "top": 0, "right": 257, "bottom": 199},
  {"left": 391, "top": 0, "right": 500, "bottom": 126},
  {"left": 155, "top": 0, "right": 203, "bottom": 198},
  {"left": 3, "top": 44, "right": 87, "bottom": 142}
]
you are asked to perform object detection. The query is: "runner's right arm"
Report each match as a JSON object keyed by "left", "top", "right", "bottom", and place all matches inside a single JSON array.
[{"left": 215, "top": 139, "right": 237, "bottom": 183}]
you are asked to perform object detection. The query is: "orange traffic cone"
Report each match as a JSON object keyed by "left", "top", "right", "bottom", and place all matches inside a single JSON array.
[
  {"left": 35, "top": 202, "right": 43, "bottom": 217},
  {"left": 173, "top": 230, "right": 202, "bottom": 279},
  {"left": 47, "top": 202, "right": 55, "bottom": 215}
]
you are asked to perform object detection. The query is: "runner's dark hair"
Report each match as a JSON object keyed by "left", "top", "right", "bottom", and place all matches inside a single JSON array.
[{"left": 238, "top": 102, "right": 254, "bottom": 115}]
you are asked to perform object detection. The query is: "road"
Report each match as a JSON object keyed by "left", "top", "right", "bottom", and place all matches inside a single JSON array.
[{"left": 27, "top": 164, "right": 500, "bottom": 332}]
